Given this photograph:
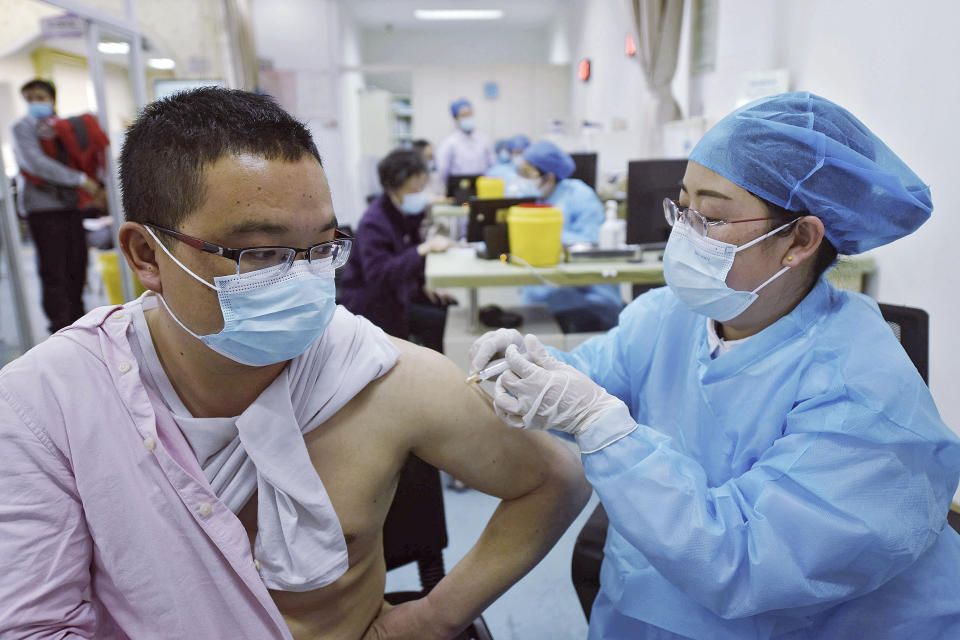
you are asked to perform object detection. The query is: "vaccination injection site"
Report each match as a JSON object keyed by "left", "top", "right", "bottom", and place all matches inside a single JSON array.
[{"left": 3, "top": 0, "right": 960, "bottom": 638}]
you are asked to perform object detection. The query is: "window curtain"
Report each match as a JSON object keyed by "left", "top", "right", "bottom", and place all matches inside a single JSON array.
[{"left": 632, "top": 0, "right": 684, "bottom": 139}]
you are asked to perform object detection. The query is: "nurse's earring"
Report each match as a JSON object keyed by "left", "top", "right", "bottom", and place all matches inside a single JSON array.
[{"left": 786, "top": 256, "right": 794, "bottom": 262}]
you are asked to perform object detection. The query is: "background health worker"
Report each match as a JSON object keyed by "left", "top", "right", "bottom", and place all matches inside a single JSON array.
[
  {"left": 516, "top": 140, "right": 622, "bottom": 333},
  {"left": 434, "top": 97, "right": 494, "bottom": 186},
  {"left": 472, "top": 93, "right": 960, "bottom": 639}
]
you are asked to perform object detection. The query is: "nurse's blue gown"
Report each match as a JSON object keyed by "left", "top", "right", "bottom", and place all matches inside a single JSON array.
[{"left": 554, "top": 279, "right": 960, "bottom": 639}]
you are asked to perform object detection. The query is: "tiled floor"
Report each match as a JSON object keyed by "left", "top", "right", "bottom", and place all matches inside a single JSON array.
[{"left": 1, "top": 242, "right": 602, "bottom": 639}]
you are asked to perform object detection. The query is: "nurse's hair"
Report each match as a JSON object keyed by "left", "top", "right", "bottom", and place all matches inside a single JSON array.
[
  {"left": 763, "top": 199, "right": 838, "bottom": 284},
  {"left": 120, "top": 87, "right": 321, "bottom": 231},
  {"left": 378, "top": 148, "right": 428, "bottom": 192}
]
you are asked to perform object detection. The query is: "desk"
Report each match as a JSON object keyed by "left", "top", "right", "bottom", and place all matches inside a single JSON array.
[
  {"left": 426, "top": 249, "right": 876, "bottom": 329},
  {"left": 430, "top": 203, "right": 470, "bottom": 218}
]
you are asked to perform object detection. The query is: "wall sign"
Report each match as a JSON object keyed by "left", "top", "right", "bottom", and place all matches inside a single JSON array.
[{"left": 578, "top": 58, "right": 591, "bottom": 82}]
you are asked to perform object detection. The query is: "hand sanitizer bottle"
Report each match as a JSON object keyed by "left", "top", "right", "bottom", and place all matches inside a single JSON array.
[{"left": 599, "top": 200, "right": 625, "bottom": 249}]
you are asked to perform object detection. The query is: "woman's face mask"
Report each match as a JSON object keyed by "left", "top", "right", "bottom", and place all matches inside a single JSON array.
[
  {"left": 399, "top": 190, "right": 428, "bottom": 215},
  {"left": 662, "top": 218, "right": 795, "bottom": 322},
  {"left": 513, "top": 176, "right": 543, "bottom": 199}
]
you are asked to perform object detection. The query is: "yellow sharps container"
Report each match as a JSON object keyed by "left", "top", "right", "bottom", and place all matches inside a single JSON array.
[
  {"left": 99, "top": 250, "right": 147, "bottom": 304},
  {"left": 475, "top": 176, "right": 504, "bottom": 199},
  {"left": 507, "top": 203, "right": 563, "bottom": 266}
]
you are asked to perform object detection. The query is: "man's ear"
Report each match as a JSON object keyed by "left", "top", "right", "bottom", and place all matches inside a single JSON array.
[
  {"left": 781, "top": 216, "right": 825, "bottom": 267},
  {"left": 118, "top": 222, "right": 162, "bottom": 293}
]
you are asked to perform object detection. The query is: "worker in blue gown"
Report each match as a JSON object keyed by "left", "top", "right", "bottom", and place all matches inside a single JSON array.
[
  {"left": 515, "top": 140, "right": 623, "bottom": 333},
  {"left": 470, "top": 93, "right": 960, "bottom": 639},
  {"left": 486, "top": 139, "right": 516, "bottom": 180},
  {"left": 487, "top": 135, "right": 531, "bottom": 196}
]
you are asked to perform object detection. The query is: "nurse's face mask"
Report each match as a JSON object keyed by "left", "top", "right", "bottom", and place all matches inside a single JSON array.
[
  {"left": 145, "top": 224, "right": 352, "bottom": 366},
  {"left": 661, "top": 198, "right": 797, "bottom": 322}
]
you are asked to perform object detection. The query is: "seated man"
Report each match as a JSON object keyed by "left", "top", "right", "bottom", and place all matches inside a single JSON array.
[{"left": 0, "top": 88, "right": 591, "bottom": 640}]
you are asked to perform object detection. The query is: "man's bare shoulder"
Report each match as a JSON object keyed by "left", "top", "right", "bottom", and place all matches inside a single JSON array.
[
  {"left": 344, "top": 338, "right": 497, "bottom": 445},
  {"left": 380, "top": 337, "right": 468, "bottom": 395}
]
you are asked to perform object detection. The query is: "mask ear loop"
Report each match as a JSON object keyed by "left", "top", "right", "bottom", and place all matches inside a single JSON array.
[
  {"left": 741, "top": 218, "right": 800, "bottom": 294},
  {"left": 750, "top": 265, "right": 791, "bottom": 294},
  {"left": 144, "top": 226, "right": 219, "bottom": 292},
  {"left": 143, "top": 226, "right": 220, "bottom": 340},
  {"left": 733, "top": 218, "right": 799, "bottom": 253}
]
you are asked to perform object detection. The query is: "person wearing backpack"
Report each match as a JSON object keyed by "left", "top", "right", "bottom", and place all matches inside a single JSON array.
[{"left": 12, "top": 78, "right": 108, "bottom": 333}]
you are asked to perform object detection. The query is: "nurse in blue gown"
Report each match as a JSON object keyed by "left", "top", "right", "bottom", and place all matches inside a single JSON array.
[
  {"left": 470, "top": 93, "right": 960, "bottom": 639},
  {"left": 516, "top": 140, "right": 623, "bottom": 333}
]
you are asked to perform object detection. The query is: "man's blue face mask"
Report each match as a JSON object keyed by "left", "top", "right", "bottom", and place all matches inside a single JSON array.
[
  {"left": 27, "top": 101, "right": 54, "bottom": 119},
  {"left": 146, "top": 227, "right": 337, "bottom": 366}
]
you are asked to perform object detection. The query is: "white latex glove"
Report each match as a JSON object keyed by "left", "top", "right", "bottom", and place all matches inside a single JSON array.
[
  {"left": 468, "top": 328, "right": 526, "bottom": 374},
  {"left": 493, "top": 334, "right": 626, "bottom": 436}
]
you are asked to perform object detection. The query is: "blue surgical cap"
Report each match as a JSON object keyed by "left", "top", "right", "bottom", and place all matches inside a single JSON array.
[
  {"left": 523, "top": 140, "right": 576, "bottom": 180},
  {"left": 495, "top": 138, "right": 510, "bottom": 154},
  {"left": 450, "top": 98, "right": 472, "bottom": 118},
  {"left": 689, "top": 92, "right": 932, "bottom": 255},
  {"left": 507, "top": 134, "right": 531, "bottom": 152}
]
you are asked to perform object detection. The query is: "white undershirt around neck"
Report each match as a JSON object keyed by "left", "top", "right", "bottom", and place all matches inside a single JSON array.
[
  {"left": 706, "top": 317, "right": 750, "bottom": 358},
  {"left": 127, "top": 294, "right": 241, "bottom": 470}
]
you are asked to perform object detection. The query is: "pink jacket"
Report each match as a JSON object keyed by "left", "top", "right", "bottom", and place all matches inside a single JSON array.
[{"left": 0, "top": 304, "right": 291, "bottom": 638}]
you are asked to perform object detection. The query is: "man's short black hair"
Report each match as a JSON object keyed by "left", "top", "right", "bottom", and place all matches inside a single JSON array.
[
  {"left": 119, "top": 87, "right": 321, "bottom": 230},
  {"left": 411, "top": 139, "right": 431, "bottom": 153},
  {"left": 20, "top": 79, "right": 56, "bottom": 100},
  {"left": 378, "top": 148, "right": 428, "bottom": 191}
]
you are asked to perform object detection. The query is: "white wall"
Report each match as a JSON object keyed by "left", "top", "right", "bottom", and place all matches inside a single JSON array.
[
  {"left": 411, "top": 64, "right": 569, "bottom": 150},
  {"left": 565, "top": 0, "right": 667, "bottom": 178},
  {"left": 686, "top": 0, "right": 960, "bottom": 438},
  {"left": 251, "top": 0, "right": 367, "bottom": 226}
]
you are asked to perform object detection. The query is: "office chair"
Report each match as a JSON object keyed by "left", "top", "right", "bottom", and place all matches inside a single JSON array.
[
  {"left": 570, "top": 303, "right": 933, "bottom": 620},
  {"left": 877, "top": 303, "right": 929, "bottom": 385},
  {"left": 382, "top": 455, "right": 494, "bottom": 640}
]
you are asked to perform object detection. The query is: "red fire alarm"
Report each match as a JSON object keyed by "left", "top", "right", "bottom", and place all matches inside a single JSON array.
[
  {"left": 578, "top": 58, "right": 591, "bottom": 82},
  {"left": 625, "top": 34, "right": 637, "bottom": 57}
]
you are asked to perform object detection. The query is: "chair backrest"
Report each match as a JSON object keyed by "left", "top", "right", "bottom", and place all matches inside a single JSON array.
[
  {"left": 878, "top": 303, "right": 929, "bottom": 384},
  {"left": 569, "top": 152, "right": 598, "bottom": 189},
  {"left": 382, "top": 454, "right": 449, "bottom": 592}
]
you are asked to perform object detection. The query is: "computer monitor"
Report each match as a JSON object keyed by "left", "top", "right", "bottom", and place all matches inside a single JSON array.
[
  {"left": 626, "top": 159, "right": 688, "bottom": 248},
  {"left": 467, "top": 197, "right": 537, "bottom": 244},
  {"left": 446, "top": 174, "right": 482, "bottom": 204},
  {"left": 570, "top": 153, "right": 598, "bottom": 189}
]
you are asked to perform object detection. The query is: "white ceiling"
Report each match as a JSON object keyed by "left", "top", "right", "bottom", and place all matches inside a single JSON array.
[{"left": 346, "top": 0, "right": 571, "bottom": 30}]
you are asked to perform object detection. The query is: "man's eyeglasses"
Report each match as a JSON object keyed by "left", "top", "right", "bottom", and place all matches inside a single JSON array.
[
  {"left": 144, "top": 223, "right": 353, "bottom": 275},
  {"left": 663, "top": 198, "right": 781, "bottom": 238}
]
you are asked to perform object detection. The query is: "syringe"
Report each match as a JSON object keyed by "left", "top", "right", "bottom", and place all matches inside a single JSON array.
[{"left": 465, "top": 352, "right": 531, "bottom": 383}]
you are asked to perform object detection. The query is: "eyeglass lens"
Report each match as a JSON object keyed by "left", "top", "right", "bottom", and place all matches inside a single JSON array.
[
  {"left": 663, "top": 198, "right": 708, "bottom": 237},
  {"left": 237, "top": 241, "right": 349, "bottom": 274}
]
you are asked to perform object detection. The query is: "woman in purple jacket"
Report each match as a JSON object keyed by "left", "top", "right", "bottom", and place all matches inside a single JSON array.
[{"left": 339, "top": 149, "right": 456, "bottom": 352}]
